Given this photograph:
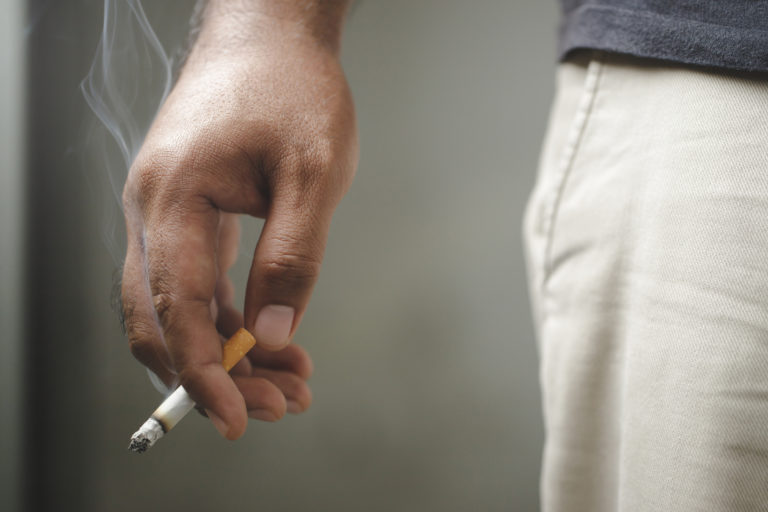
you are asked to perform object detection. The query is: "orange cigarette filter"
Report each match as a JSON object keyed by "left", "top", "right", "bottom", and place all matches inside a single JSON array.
[{"left": 222, "top": 328, "right": 256, "bottom": 372}]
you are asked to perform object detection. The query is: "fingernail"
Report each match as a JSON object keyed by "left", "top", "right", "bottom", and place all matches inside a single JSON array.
[
  {"left": 253, "top": 305, "right": 294, "bottom": 348},
  {"left": 206, "top": 409, "right": 229, "bottom": 438},
  {"left": 248, "top": 409, "right": 278, "bottom": 422},
  {"left": 286, "top": 400, "right": 303, "bottom": 414}
]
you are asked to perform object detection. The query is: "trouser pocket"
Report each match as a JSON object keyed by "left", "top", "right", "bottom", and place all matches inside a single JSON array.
[{"left": 522, "top": 54, "right": 603, "bottom": 326}]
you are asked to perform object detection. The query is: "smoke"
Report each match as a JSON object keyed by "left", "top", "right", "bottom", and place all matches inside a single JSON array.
[
  {"left": 82, "top": 0, "right": 173, "bottom": 170},
  {"left": 81, "top": 0, "right": 178, "bottom": 262},
  {"left": 82, "top": 1, "right": 199, "bottom": 393}
]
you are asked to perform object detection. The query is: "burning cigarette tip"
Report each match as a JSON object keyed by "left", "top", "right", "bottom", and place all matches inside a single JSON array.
[
  {"left": 128, "top": 417, "right": 165, "bottom": 454},
  {"left": 128, "top": 437, "right": 150, "bottom": 454}
]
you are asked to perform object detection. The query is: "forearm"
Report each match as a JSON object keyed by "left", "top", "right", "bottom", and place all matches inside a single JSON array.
[{"left": 200, "top": 0, "right": 353, "bottom": 55}]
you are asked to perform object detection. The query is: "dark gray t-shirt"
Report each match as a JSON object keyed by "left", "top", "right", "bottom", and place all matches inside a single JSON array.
[{"left": 560, "top": 0, "right": 768, "bottom": 72}]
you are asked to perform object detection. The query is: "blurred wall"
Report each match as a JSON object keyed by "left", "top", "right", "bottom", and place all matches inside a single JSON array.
[
  {"left": 25, "top": 1, "right": 558, "bottom": 511},
  {"left": 1, "top": 0, "right": 24, "bottom": 511}
]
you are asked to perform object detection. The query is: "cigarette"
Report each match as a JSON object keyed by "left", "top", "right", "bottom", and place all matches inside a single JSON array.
[{"left": 128, "top": 328, "right": 256, "bottom": 453}]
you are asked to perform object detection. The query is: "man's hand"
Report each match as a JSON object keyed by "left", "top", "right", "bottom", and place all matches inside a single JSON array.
[{"left": 120, "top": 0, "right": 357, "bottom": 439}]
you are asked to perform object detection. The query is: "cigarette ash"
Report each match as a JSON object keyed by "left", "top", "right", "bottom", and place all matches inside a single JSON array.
[
  {"left": 128, "top": 436, "right": 150, "bottom": 453},
  {"left": 128, "top": 417, "right": 164, "bottom": 453}
]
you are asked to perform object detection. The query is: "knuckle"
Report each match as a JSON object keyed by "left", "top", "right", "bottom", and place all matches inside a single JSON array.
[
  {"left": 151, "top": 292, "right": 211, "bottom": 332},
  {"left": 177, "top": 365, "right": 204, "bottom": 391},
  {"left": 303, "top": 140, "right": 336, "bottom": 176},
  {"left": 177, "top": 363, "right": 216, "bottom": 393},
  {"left": 128, "top": 336, "right": 155, "bottom": 364},
  {"left": 260, "top": 252, "right": 321, "bottom": 290},
  {"left": 124, "top": 159, "right": 166, "bottom": 210},
  {"left": 280, "top": 139, "right": 346, "bottom": 197},
  {"left": 124, "top": 142, "right": 211, "bottom": 213},
  {"left": 152, "top": 292, "right": 175, "bottom": 322},
  {"left": 151, "top": 292, "right": 189, "bottom": 335},
  {"left": 134, "top": 165, "right": 165, "bottom": 198},
  {"left": 310, "top": 134, "right": 356, "bottom": 187}
]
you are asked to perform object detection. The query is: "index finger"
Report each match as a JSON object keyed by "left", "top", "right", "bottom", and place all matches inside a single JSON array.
[{"left": 143, "top": 199, "right": 247, "bottom": 440}]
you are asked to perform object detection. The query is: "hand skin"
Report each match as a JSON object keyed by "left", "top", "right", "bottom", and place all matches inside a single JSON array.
[{"left": 120, "top": 0, "right": 357, "bottom": 440}]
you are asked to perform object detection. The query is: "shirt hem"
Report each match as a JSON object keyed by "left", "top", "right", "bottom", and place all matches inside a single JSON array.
[{"left": 558, "top": 5, "right": 768, "bottom": 74}]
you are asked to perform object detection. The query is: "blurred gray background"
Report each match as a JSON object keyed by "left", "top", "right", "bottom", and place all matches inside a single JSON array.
[{"left": 2, "top": 0, "right": 559, "bottom": 510}]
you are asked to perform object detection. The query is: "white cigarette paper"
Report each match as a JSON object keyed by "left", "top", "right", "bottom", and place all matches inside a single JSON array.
[{"left": 129, "top": 386, "right": 195, "bottom": 452}]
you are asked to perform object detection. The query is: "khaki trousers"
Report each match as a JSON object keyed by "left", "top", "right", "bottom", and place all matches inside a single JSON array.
[{"left": 523, "top": 52, "right": 768, "bottom": 511}]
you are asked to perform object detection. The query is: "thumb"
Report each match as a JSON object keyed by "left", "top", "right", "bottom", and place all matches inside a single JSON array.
[{"left": 244, "top": 188, "right": 333, "bottom": 351}]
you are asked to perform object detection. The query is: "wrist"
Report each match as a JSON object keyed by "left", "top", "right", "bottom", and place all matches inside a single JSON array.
[{"left": 200, "top": 0, "right": 351, "bottom": 56}]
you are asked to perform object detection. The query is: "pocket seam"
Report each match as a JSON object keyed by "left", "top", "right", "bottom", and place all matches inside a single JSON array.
[{"left": 541, "top": 55, "right": 605, "bottom": 290}]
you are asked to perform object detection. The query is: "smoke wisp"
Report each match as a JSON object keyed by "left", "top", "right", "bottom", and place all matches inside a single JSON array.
[{"left": 81, "top": 0, "right": 176, "bottom": 262}]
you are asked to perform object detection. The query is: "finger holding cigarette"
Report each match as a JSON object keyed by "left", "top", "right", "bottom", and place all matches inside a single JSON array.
[
  {"left": 139, "top": 204, "right": 252, "bottom": 441},
  {"left": 129, "top": 328, "right": 257, "bottom": 453}
]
